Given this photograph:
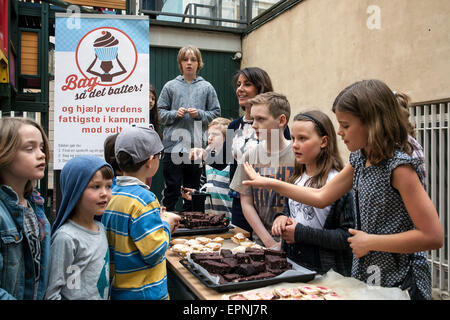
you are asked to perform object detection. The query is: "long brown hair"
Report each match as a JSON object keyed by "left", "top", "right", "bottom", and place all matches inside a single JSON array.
[
  {"left": 394, "top": 91, "right": 416, "bottom": 138},
  {"left": 289, "top": 111, "right": 343, "bottom": 188},
  {"left": 332, "top": 79, "right": 412, "bottom": 165},
  {"left": 150, "top": 84, "right": 161, "bottom": 137},
  {"left": 0, "top": 117, "right": 50, "bottom": 198}
]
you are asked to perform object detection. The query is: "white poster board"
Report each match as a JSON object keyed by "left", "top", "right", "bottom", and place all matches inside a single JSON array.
[{"left": 54, "top": 14, "right": 149, "bottom": 170}]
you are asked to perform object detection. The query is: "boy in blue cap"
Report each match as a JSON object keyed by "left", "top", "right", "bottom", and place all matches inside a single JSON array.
[
  {"left": 102, "top": 125, "right": 180, "bottom": 300},
  {"left": 46, "top": 155, "right": 114, "bottom": 300}
]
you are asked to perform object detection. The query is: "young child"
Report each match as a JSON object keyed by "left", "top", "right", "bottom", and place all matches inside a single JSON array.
[
  {"left": 158, "top": 45, "right": 221, "bottom": 211},
  {"left": 271, "top": 111, "right": 354, "bottom": 276},
  {"left": 46, "top": 155, "right": 113, "bottom": 300},
  {"left": 102, "top": 125, "right": 180, "bottom": 300},
  {"left": 230, "top": 92, "right": 295, "bottom": 250},
  {"left": 182, "top": 117, "right": 233, "bottom": 218},
  {"left": 242, "top": 79, "right": 443, "bottom": 300},
  {"left": 0, "top": 117, "right": 51, "bottom": 300}
]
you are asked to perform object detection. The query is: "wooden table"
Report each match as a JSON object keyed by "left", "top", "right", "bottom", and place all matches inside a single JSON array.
[{"left": 166, "top": 226, "right": 251, "bottom": 300}]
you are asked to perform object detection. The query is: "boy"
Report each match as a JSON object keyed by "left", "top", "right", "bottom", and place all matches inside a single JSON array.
[
  {"left": 102, "top": 126, "right": 180, "bottom": 300},
  {"left": 46, "top": 155, "right": 114, "bottom": 300},
  {"left": 158, "top": 45, "right": 221, "bottom": 211},
  {"left": 182, "top": 117, "right": 233, "bottom": 218},
  {"left": 229, "top": 92, "right": 295, "bottom": 249}
]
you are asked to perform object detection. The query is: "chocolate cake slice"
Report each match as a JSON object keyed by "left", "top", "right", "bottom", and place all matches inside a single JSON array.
[
  {"left": 223, "top": 273, "right": 242, "bottom": 282},
  {"left": 264, "top": 248, "right": 286, "bottom": 258},
  {"left": 245, "top": 248, "right": 265, "bottom": 262},
  {"left": 235, "top": 253, "right": 251, "bottom": 264},
  {"left": 265, "top": 255, "right": 288, "bottom": 269},
  {"left": 190, "top": 252, "right": 222, "bottom": 263},
  {"left": 220, "top": 249, "right": 234, "bottom": 258},
  {"left": 235, "top": 264, "right": 257, "bottom": 276},
  {"left": 200, "top": 260, "right": 231, "bottom": 274},
  {"left": 222, "top": 257, "right": 238, "bottom": 272},
  {"left": 241, "top": 272, "right": 275, "bottom": 282}
]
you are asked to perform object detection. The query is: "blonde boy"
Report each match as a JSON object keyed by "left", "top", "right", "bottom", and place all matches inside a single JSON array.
[
  {"left": 230, "top": 92, "right": 295, "bottom": 249},
  {"left": 158, "top": 45, "right": 221, "bottom": 211}
]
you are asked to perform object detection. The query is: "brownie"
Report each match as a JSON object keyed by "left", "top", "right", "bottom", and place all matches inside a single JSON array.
[
  {"left": 222, "top": 257, "right": 238, "bottom": 271},
  {"left": 185, "top": 218, "right": 210, "bottom": 228},
  {"left": 220, "top": 249, "right": 233, "bottom": 258},
  {"left": 252, "top": 261, "right": 266, "bottom": 273},
  {"left": 191, "top": 252, "right": 222, "bottom": 263},
  {"left": 266, "top": 267, "right": 285, "bottom": 275},
  {"left": 264, "top": 248, "right": 286, "bottom": 258},
  {"left": 235, "top": 253, "right": 251, "bottom": 264},
  {"left": 223, "top": 273, "right": 242, "bottom": 282},
  {"left": 200, "top": 260, "right": 231, "bottom": 274},
  {"left": 241, "top": 272, "right": 275, "bottom": 282},
  {"left": 235, "top": 264, "right": 257, "bottom": 276},
  {"left": 245, "top": 248, "right": 265, "bottom": 262},
  {"left": 265, "top": 255, "right": 288, "bottom": 269},
  {"left": 209, "top": 213, "right": 226, "bottom": 225}
]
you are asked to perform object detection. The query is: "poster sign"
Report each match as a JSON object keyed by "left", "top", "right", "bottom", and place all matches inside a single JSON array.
[{"left": 54, "top": 14, "right": 149, "bottom": 169}]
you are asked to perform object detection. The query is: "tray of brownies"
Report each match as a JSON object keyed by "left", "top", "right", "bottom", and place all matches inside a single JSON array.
[
  {"left": 172, "top": 211, "right": 232, "bottom": 236},
  {"left": 179, "top": 247, "right": 317, "bottom": 292}
]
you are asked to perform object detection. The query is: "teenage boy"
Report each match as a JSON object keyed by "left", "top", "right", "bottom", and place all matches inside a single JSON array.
[
  {"left": 158, "top": 45, "right": 221, "bottom": 211},
  {"left": 230, "top": 92, "right": 295, "bottom": 249},
  {"left": 102, "top": 126, "right": 180, "bottom": 300}
]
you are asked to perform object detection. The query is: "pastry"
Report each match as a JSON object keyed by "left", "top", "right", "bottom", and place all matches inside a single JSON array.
[
  {"left": 323, "top": 292, "right": 343, "bottom": 300},
  {"left": 205, "top": 242, "right": 221, "bottom": 251},
  {"left": 298, "top": 285, "right": 321, "bottom": 295},
  {"left": 231, "top": 232, "right": 247, "bottom": 244},
  {"left": 212, "top": 237, "right": 224, "bottom": 244},
  {"left": 257, "top": 290, "right": 277, "bottom": 300},
  {"left": 195, "top": 237, "right": 211, "bottom": 245},
  {"left": 231, "top": 246, "right": 247, "bottom": 253},
  {"left": 273, "top": 288, "right": 291, "bottom": 299},
  {"left": 171, "top": 238, "right": 188, "bottom": 245},
  {"left": 286, "top": 287, "right": 303, "bottom": 298},
  {"left": 316, "top": 285, "right": 333, "bottom": 294},
  {"left": 241, "top": 291, "right": 261, "bottom": 300}
]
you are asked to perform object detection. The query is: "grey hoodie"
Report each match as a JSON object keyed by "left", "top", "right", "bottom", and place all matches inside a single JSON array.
[{"left": 158, "top": 75, "right": 221, "bottom": 153}]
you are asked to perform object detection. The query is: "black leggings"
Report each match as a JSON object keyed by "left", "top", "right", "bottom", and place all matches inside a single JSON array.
[{"left": 161, "top": 153, "right": 202, "bottom": 211}]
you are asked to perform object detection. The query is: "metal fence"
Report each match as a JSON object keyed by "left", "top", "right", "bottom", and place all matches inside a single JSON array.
[{"left": 410, "top": 99, "right": 450, "bottom": 299}]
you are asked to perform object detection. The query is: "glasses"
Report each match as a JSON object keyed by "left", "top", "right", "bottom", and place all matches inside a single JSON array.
[{"left": 154, "top": 152, "right": 163, "bottom": 160}]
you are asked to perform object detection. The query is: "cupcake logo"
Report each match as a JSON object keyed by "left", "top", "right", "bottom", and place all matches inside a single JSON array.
[{"left": 75, "top": 27, "right": 138, "bottom": 86}]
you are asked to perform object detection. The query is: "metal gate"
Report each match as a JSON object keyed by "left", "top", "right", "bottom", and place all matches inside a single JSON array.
[{"left": 410, "top": 99, "right": 450, "bottom": 299}]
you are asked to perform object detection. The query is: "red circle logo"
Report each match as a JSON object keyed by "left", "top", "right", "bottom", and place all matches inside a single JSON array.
[{"left": 75, "top": 27, "right": 138, "bottom": 87}]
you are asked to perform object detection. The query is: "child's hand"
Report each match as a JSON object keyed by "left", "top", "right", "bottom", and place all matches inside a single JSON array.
[
  {"left": 162, "top": 211, "right": 181, "bottom": 233},
  {"left": 187, "top": 108, "right": 198, "bottom": 118},
  {"left": 181, "top": 187, "right": 194, "bottom": 201},
  {"left": 347, "top": 228, "right": 372, "bottom": 258},
  {"left": 282, "top": 218, "right": 297, "bottom": 244},
  {"left": 177, "top": 107, "right": 187, "bottom": 118},
  {"left": 242, "top": 162, "right": 269, "bottom": 188},
  {"left": 272, "top": 215, "right": 290, "bottom": 236},
  {"left": 190, "top": 148, "right": 206, "bottom": 161}
]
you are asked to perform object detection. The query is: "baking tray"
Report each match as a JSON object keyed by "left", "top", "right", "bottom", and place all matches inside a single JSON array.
[
  {"left": 172, "top": 225, "right": 233, "bottom": 237},
  {"left": 179, "top": 258, "right": 316, "bottom": 292}
]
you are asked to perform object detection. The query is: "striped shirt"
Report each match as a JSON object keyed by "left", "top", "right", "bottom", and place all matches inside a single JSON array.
[
  {"left": 204, "top": 164, "right": 233, "bottom": 219},
  {"left": 102, "top": 176, "right": 171, "bottom": 300}
]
